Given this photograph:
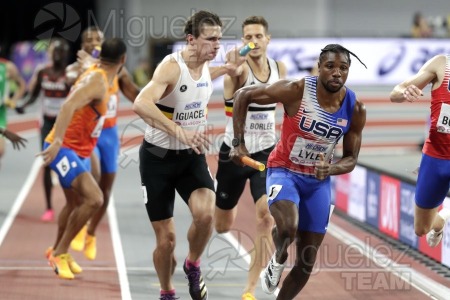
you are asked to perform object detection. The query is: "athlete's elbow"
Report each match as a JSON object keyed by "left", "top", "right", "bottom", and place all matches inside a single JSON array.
[
  {"left": 132, "top": 98, "right": 145, "bottom": 117},
  {"left": 233, "top": 88, "right": 251, "bottom": 105}
]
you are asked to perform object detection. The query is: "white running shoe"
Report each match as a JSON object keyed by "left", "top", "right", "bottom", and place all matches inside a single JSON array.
[
  {"left": 426, "top": 229, "right": 444, "bottom": 247},
  {"left": 260, "top": 253, "right": 285, "bottom": 294}
]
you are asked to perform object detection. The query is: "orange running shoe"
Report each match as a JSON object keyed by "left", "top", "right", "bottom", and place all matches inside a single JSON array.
[
  {"left": 48, "top": 254, "right": 74, "bottom": 280},
  {"left": 46, "top": 247, "right": 82, "bottom": 274}
]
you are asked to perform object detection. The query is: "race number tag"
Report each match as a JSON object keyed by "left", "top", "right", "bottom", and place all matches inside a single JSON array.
[
  {"left": 55, "top": 156, "right": 71, "bottom": 177},
  {"left": 288, "top": 137, "right": 333, "bottom": 166},
  {"left": 105, "top": 94, "right": 118, "bottom": 118},
  {"left": 246, "top": 111, "right": 275, "bottom": 133},
  {"left": 436, "top": 103, "right": 450, "bottom": 134},
  {"left": 172, "top": 101, "right": 207, "bottom": 129}
]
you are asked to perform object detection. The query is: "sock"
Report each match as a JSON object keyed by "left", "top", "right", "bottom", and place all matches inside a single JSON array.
[
  {"left": 186, "top": 258, "right": 200, "bottom": 268},
  {"left": 160, "top": 289, "right": 175, "bottom": 296},
  {"left": 438, "top": 207, "right": 450, "bottom": 223}
]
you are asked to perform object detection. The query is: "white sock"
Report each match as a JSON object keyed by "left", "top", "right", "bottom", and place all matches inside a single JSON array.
[{"left": 438, "top": 207, "right": 450, "bottom": 223}]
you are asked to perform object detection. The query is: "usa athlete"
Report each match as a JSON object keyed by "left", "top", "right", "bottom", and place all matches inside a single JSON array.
[
  {"left": 390, "top": 54, "right": 450, "bottom": 248},
  {"left": 231, "top": 44, "right": 367, "bottom": 299}
]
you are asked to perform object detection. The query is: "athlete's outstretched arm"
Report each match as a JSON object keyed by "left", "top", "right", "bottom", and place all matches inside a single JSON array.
[
  {"left": 390, "top": 55, "right": 444, "bottom": 103},
  {"left": 232, "top": 79, "right": 302, "bottom": 142},
  {"left": 210, "top": 47, "right": 246, "bottom": 80}
]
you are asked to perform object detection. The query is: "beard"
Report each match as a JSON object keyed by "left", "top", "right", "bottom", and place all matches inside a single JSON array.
[{"left": 321, "top": 78, "right": 343, "bottom": 93}]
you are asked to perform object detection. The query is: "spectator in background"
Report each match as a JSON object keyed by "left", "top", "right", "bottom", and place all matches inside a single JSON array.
[
  {"left": 411, "top": 12, "right": 433, "bottom": 38},
  {"left": 132, "top": 58, "right": 151, "bottom": 88}
]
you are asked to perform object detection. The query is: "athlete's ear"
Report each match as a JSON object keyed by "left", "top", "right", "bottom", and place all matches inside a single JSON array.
[{"left": 186, "top": 34, "right": 195, "bottom": 45}]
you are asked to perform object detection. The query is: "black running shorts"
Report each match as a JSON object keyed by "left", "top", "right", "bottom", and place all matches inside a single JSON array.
[
  {"left": 215, "top": 143, "right": 273, "bottom": 210},
  {"left": 139, "top": 140, "right": 215, "bottom": 222}
]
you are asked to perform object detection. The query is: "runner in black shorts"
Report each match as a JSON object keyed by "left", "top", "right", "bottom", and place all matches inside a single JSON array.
[
  {"left": 140, "top": 141, "right": 215, "bottom": 221},
  {"left": 214, "top": 16, "right": 286, "bottom": 300},
  {"left": 133, "top": 10, "right": 245, "bottom": 300}
]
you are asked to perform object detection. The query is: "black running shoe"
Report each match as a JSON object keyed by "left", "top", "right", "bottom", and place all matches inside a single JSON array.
[{"left": 183, "top": 260, "right": 208, "bottom": 300}]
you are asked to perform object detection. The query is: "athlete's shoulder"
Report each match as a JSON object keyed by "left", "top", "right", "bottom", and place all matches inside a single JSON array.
[{"left": 153, "top": 55, "right": 181, "bottom": 85}]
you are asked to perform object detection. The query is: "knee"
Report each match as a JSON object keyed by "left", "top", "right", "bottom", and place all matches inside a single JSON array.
[
  {"left": 256, "top": 210, "right": 274, "bottom": 231},
  {"left": 88, "top": 189, "right": 103, "bottom": 209},
  {"left": 193, "top": 211, "right": 214, "bottom": 229},
  {"left": 276, "top": 223, "right": 297, "bottom": 241},
  {"left": 215, "top": 220, "right": 231, "bottom": 234},
  {"left": 157, "top": 232, "right": 176, "bottom": 253},
  {"left": 415, "top": 221, "right": 432, "bottom": 237},
  {"left": 415, "top": 226, "right": 430, "bottom": 237}
]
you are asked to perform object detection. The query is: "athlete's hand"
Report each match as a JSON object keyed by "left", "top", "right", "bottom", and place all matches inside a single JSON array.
[
  {"left": 314, "top": 153, "right": 330, "bottom": 180},
  {"left": 38, "top": 140, "right": 61, "bottom": 166},
  {"left": 77, "top": 49, "right": 98, "bottom": 70},
  {"left": 224, "top": 47, "right": 246, "bottom": 77},
  {"left": 2, "top": 129, "right": 27, "bottom": 150},
  {"left": 178, "top": 128, "right": 211, "bottom": 154},
  {"left": 403, "top": 85, "right": 423, "bottom": 102},
  {"left": 229, "top": 144, "right": 250, "bottom": 167}
]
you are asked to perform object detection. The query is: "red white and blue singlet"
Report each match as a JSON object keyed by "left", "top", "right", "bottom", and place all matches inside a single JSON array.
[
  {"left": 423, "top": 54, "right": 450, "bottom": 159},
  {"left": 268, "top": 76, "right": 356, "bottom": 175}
]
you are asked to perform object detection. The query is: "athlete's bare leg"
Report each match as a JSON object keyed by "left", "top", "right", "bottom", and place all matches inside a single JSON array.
[
  {"left": 276, "top": 231, "right": 325, "bottom": 300},
  {"left": 270, "top": 200, "right": 298, "bottom": 264},
  {"left": 151, "top": 218, "right": 177, "bottom": 291},
  {"left": 87, "top": 172, "right": 116, "bottom": 235},
  {"left": 244, "top": 195, "right": 274, "bottom": 294},
  {"left": 53, "top": 172, "right": 102, "bottom": 256},
  {"left": 187, "top": 188, "right": 215, "bottom": 262}
]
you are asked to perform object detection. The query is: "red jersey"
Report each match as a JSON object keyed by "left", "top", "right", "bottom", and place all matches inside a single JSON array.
[{"left": 423, "top": 55, "right": 450, "bottom": 159}]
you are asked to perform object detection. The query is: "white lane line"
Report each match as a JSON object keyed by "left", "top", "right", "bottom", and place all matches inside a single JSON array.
[
  {"left": 107, "top": 195, "right": 132, "bottom": 300},
  {"left": 0, "top": 157, "right": 42, "bottom": 247},
  {"left": 328, "top": 223, "right": 450, "bottom": 300}
]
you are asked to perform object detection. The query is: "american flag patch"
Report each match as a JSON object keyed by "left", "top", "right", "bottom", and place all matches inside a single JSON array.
[{"left": 337, "top": 118, "right": 348, "bottom": 126}]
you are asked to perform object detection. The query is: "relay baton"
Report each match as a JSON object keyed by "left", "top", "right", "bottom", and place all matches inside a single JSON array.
[
  {"left": 91, "top": 46, "right": 101, "bottom": 58},
  {"left": 241, "top": 156, "right": 265, "bottom": 171},
  {"left": 239, "top": 42, "right": 255, "bottom": 56}
]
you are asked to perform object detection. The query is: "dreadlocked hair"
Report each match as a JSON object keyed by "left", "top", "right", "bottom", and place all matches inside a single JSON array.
[{"left": 319, "top": 44, "right": 367, "bottom": 69}]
